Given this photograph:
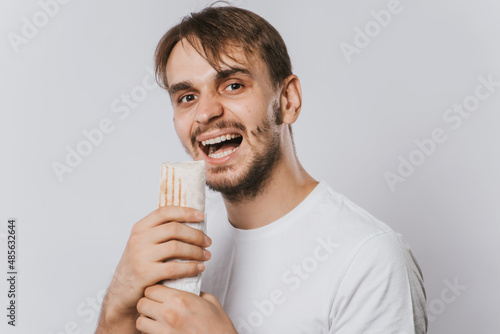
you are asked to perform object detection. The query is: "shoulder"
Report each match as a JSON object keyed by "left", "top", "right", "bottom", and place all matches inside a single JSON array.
[
  {"left": 315, "top": 183, "right": 427, "bottom": 332},
  {"left": 329, "top": 230, "right": 427, "bottom": 333},
  {"left": 316, "top": 182, "right": 424, "bottom": 284},
  {"left": 307, "top": 181, "right": 396, "bottom": 244},
  {"left": 342, "top": 231, "right": 424, "bottom": 283}
]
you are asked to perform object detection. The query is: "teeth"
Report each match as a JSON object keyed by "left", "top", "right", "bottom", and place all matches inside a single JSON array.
[
  {"left": 208, "top": 146, "right": 239, "bottom": 158},
  {"left": 201, "top": 134, "right": 241, "bottom": 146}
]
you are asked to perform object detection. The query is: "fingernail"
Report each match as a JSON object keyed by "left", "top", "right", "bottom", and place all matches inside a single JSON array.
[
  {"left": 203, "top": 250, "right": 211, "bottom": 260},
  {"left": 195, "top": 211, "right": 204, "bottom": 219},
  {"left": 204, "top": 236, "right": 212, "bottom": 246},
  {"left": 198, "top": 263, "right": 205, "bottom": 271}
]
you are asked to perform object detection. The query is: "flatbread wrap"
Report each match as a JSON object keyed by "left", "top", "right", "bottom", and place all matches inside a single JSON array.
[{"left": 159, "top": 160, "right": 206, "bottom": 295}]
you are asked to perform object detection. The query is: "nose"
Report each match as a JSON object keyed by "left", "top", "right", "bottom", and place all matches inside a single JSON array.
[{"left": 194, "top": 93, "right": 223, "bottom": 124}]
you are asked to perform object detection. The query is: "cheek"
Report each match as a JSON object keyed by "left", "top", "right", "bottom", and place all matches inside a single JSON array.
[
  {"left": 223, "top": 100, "right": 249, "bottom": 116},
  {"left": 224, "top": 97, "right": 269, "bottom": 127}
]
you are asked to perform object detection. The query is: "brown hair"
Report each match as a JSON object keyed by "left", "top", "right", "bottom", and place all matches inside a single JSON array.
[{"left": 154, "top": 5, "right": 293, "bottom": 90}]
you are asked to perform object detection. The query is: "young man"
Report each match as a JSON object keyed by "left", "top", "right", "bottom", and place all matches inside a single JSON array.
[{"left": 97, "top": 5, "right": 427, "bottom": 334}]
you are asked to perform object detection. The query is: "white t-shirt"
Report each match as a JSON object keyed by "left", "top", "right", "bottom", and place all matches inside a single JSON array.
[{"left": 201, "top": 181, "right": 427, "bottom": 334}]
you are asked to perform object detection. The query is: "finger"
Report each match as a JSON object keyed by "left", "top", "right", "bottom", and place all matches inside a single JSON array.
[
  {"left": 136, "top": 314, "right": 165, "bottom": 334},
  {"left": 200, "top": 291, "right": 221, "bottom": 307},
  {"left": 150, "top": 222, "right": 211, "bottom": 247},
  {"left": 155, "top": 240, "right": 211, "bottom": 262},
  {"left": 200, "top": 291, "right": 217, "bottom": 302},
  {"left": 142, "top": 206, "right": 204, "bottom": 228},
  {"left": 144, "top": 284, "right": 185, "bottom": 303},
  {"left": 137, "top": 297, "right": 163, "bottom": 320},
  {"left": 151, "top": 261, "right": 205, "bottom": 283}
]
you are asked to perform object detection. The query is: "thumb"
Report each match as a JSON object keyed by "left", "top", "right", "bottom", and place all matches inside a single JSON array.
[{"left": 200, "top": 291, "right": 220, "bottom": 305}]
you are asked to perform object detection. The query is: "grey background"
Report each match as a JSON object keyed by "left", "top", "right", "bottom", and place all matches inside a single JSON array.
[{"left": 1, "top": 0, "right": 499, "bottom": 333}]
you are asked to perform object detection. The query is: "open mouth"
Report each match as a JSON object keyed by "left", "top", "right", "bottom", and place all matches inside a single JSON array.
[{"left": 199, "top": 134, "right": 243, "bottom": 159}]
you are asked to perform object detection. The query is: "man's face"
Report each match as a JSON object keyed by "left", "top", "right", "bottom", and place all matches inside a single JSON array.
[{"left": 165, "top": 39, "right": 283, "bottom": 201}]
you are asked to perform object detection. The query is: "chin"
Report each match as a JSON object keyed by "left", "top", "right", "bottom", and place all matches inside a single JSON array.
[
  {"left": 205, "top": 164, "right": 242, "bottom": 190},
  {"left": 206, "top": 149, "right": 281, "bottom": 203}
]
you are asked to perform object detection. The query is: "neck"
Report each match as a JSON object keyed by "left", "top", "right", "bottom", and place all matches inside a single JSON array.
[{"left": 222, "top": 147, "right": 318, "bottom": 230}]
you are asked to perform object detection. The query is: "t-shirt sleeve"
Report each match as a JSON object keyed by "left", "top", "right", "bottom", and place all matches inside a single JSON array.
[{"left": 329, "top": 232, "right": 427, "bottom": 334}]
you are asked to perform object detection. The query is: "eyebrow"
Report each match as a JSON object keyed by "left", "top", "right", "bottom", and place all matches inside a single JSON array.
[
  {"left": 167, "top": 67, "right": 253, "bottom": 96},
  {"left": 167, "top": 81, "right": 194, "bottom": 96}
]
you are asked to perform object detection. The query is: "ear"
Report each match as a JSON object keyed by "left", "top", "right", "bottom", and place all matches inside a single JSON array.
[{"left": 279, "top": 74, "right": 302, "bottom": 125}]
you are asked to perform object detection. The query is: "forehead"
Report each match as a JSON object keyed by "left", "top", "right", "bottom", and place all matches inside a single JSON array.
[{"left": 165, "top": 38, "right": 271, "bottom": 87}]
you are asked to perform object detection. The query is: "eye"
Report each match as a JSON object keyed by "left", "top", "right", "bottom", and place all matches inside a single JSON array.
[
  {"left": 225, "top": 83, "right": 243, "bottom": 91},
  {"left": 179, "top": 94, "right": 198, "bottom": 103}
]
